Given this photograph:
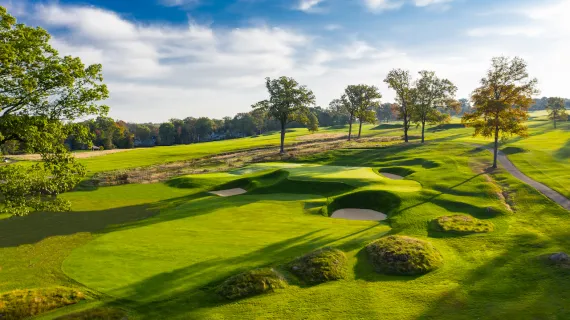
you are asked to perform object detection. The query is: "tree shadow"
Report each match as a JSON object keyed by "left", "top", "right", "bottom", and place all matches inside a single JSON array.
[{"left": 555, "top": 138, "right": 570, "bottom": 160}]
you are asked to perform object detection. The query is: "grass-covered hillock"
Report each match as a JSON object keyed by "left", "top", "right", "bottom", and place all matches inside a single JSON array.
[
  {"left": 216, "top": 268, "right": 287, "bottom": 300},
  {"left": 366, "top": 235, "right": 443, "bottom": 275},
  {"left": 290, "top": 247, "right": 348, "bottom": 284},
  {"left": 0, "top": 287, "right": 85, "bottom": 320},
  {"left": 431, "top": 215, "right": 494, "bottom": 234}
]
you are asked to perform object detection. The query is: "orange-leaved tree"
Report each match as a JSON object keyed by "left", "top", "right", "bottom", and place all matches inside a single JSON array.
[{"left": 462, "top": 56, "right": 538, "bottom": 168}]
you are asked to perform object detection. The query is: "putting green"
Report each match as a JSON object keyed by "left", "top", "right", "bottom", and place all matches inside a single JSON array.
[{"left": 62, "top": 194, "right": 388, "bottom": 302}]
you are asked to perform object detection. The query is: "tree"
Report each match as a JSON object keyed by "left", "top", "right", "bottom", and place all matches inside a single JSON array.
[
  {"left": 0, "top": 6, "right": 109, "bottom": 215},
  {"left": 251, "top": 108, "right": 268, "bottom": 135},
  {"left": 135, "top": 124, "right": 152, "bottom": 142},
  {"left": 354, "top": 85, "right": 381, "bottom": 138},
  {"left": 462, "top": 56, "right": 538, "bottom": 169},
  {"left": 546, "top": 97, "right": 567, "bottom": 129},
  {"left": 412, "top": 71, "right": 458, "bottom": 143},
  {"left": 195, "top": 117, "right": 214, "bottom": 141},
  {"left": 308, "top": 112, "right": 319, "bottom": 133},
  {"left": 384, "top": 69, "right": 415, "bottom": 142},
  {"left": 331, "top": 85, "right": 376, "bottom": 141},
  {"left": 158, "top": 122, "right": 176, "bottom": 146},
  {"left": 252, "top": 77, "right": 315, "bottom": 153}
]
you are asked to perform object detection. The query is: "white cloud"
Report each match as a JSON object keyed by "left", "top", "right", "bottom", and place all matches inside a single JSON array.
[
  {"left": 297, "top": 0, "right": 326, "bottom": 13},
  {"left": 159, "top": 0, "right": 200, "bottom": 8},
  {"left": 324, "top": 24, "right": 342, "bottom": 31},
  {"left": 22, "top": 0, "right": 570, "bottom": 122},
  {"left": 363, "top": 0, "right": 453, "bottom": 12}
]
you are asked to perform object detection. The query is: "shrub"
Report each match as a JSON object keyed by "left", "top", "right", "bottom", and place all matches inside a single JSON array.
[
  {"left": 55, "top": 307, "right": 127, "bottom": 320},
  {"left": 431, "top": 215, "right": 494, "bottom": 234},
  {"left": 290, "top": 247, "right": 348, "bottom": 284},
  {"left": 366, "top": 235, "right": 443, "bottom": 275},
  {"left": 99, "top": 146, "right": 104, "bottom": 151},
  {"left": 0, "top": 287, "right": 85, "bottom": 320},
  {"left": 216, "top": 268, "right": 287, "bottom": 300}
]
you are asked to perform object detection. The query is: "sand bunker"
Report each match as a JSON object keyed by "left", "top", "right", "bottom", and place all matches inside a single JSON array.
[
  {"left": 380, "top": 173, "right": 404, "bottom": 180},
  {"left": 209, "top": 188, "right": 247, "bottom": 197},
  {"left": 331, "top": 209, "right": 387, "bottom": 221}
]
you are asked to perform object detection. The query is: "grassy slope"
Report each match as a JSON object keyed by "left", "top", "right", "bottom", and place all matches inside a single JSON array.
[
  {"left": 77, "top": 124, "right": 388, "bottom": 174},
  {"left": 11, "top": 142, "right": 566, "bottom": 319}
]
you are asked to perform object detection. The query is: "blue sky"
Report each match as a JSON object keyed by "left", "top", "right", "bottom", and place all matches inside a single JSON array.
[{"left": 1, "top": 0, "right": 568, "bottom": 122}]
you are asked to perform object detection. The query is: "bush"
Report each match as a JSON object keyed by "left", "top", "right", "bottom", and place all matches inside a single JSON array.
[
  {"left": 55, "top": 307, "right": 127, "bottom": 320},
  {"left": 431, "top": 215, "right": 494, "bottom": 234},
  {"left": 0, "top": 287, "right": 85, "bottom": 320},
  {"left": 99, "top": 146, "right": 104, "bottom": 151},
  {"left": 216, "top": 268, "right": 287, "bottom": 300},
  {"left": 366, "top": 235, "right": 443, "bottom": 275},
  {"left": 290, "top": 247, "right": 348, "bottom": 284}
]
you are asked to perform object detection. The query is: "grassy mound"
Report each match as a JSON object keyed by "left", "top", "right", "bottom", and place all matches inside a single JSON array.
[
  {"left": 325, "top": 190, "right": 400, "bottom": 217},
  {"left": 0, "top": 287, "right": 85, "bottom": 320},
  {"left": 431, "top": 215, "right": 494, "bottom": 234},
  {"left": 216, "top": 268, "right": 287, "bottom": 300},
  {"left": 290, "top": 248, "right": 348, "bottom": 284},
  {"left": 55, "top": 307, "right": 127, "bottom": 320},
  {"left": 366, "top": 236, "right": 443, "bottom": 275}
]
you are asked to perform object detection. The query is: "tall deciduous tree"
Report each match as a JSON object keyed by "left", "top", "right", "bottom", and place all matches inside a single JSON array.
[
  {"left": 0, "top": 6, "right": 109, "bottom": 215},
  {"left": 462, "top": 56, "right": 538, "bottom": 168},
  {"left": 384, "top": 69, "right": 414, "bottom": 142},
  {"left": 355, "top": 85, "right": 382, "bottom": 139},
  {"left": 307, "top": 112, "right": 319, "bottom": 133},
  {"left": 329, "top": 97, "right": 355, "bottom": 140},
  {"left": 546, "top": 97, "right": 567, "bottom": 129},
  {"left": 252, "top": 77, "right": 315, "bottom": 153},
  {"left": 412, "top": 71, "right": 458, "bottom": 143}
]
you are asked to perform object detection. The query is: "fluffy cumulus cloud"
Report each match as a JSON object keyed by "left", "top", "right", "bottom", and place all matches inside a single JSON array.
[{"left": 6, "top": 0, "right": 569, "bottom": 122}]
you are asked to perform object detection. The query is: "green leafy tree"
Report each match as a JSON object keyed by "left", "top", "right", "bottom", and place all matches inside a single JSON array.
[
  {"left": 0, "top": 6, "right": 108, "bottom": 215},
  {"left": 546, "top": 97, "right": 567, "bottom": 128},
  {"left": 354, "top": 85, "right": 382, "bottom": 139},
  {"left": 158, "top": 122, "right": 176, "bottom": 146},
  {"left": 252, "top": 77, "right": 315, "bottom": 153},
  {"left": 307, "top": 112, "right": 319, "bottom": 133},
  {"left": 462, "top": 56, "right": 538, "bottom": 168},
  {"left": 195, "top": 117, "right": 214, "bottom": 141},
  {"left": 384, "top": 69, "right": 415, "bottom": 142},
  {"left": 412, "top": 71, "right": 458, "bottom": 143},
  {"left": 329, "top": 98, "right": 355, "bottom": 140},
  {"left": 135, "top": 124, "right": 152, "bottom": 142}
]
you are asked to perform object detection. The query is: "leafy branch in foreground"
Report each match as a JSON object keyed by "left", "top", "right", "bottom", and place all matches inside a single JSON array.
[{"left": 0, "top": 6, "right": 108, "bottom": 215}]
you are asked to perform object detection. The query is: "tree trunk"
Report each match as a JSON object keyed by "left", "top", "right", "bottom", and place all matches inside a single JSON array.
[
  {"left": 493, "top": 121, "right": 499, "bottom": 169},
  {"left": 348, "top": 114, "right": 353, "bottom": 141},
  {"left": 554, "top": 117, "right": 557, "bottom": 129},
  {"left": 421, "top": 120, "right": 426, "bottom": 143},
  {"left": 358, "top": 119, "right": 363, "bottom": 139},
  {"left": 403, "top": 111, "right": 409, "bottom": 143},
  {"left": 280, "top": 121, "right": 286, "bottom": 154}
]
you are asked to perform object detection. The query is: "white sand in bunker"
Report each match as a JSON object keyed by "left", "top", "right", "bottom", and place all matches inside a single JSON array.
[
  {"left": 380, "top": 172, "right": 404, "bottom": 180},
  {"left": 331, "top": 209, "right": 387, "bottom": 221},
  {"left": 209, "top": 188, "right": 247, "bottom": 197}
]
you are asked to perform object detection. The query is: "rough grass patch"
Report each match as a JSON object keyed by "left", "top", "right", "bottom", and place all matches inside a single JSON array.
[
  {"left": 0, "top": 287, "right": 85, "bottom": 320},
  {"left": 366, "top": 235, "right": 443, "bottom": 275},
  {"left": 431, "top": 215, "right": 494, "bottom": 234},
  {"left": 290, "top": 247, "right": 348, "bottom": 284},
  {"left": 216, "top": 268, "right": 287, "bottom": 300},
  {"left": 55, "top": 307, "right": 128, "bottom": 320}
]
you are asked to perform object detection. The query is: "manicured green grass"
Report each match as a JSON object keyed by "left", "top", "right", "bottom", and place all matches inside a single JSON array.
[
  {"left": 76, "top": 124, "right": 385, "bottom": 174},
  {"left": 2, "top": 112, "right": 570, "bottom": 319}
]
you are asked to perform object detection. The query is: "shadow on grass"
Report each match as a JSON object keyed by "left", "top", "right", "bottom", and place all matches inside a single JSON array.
[{"left": 555, "top": 138, "right": 570, "bottom": 160}]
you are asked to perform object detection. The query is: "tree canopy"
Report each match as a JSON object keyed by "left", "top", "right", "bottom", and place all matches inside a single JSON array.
[
  {"left": 384, "top": 69, "right": 414, "bottom": 142},
  {"left": 252, "top": 77, "right": 315, "bottom": 153},
  {"left": 546, "top": 97, "right": 567, "bottom": 128},
  {"left": 462, "top": 56, "right": 538, "bottom": 168},
  {"left": 0, "top": 6, "right": 109, "bottom": 215},
  {"left": 412, "top": 71, "right": 458, "bottom": 143}
]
